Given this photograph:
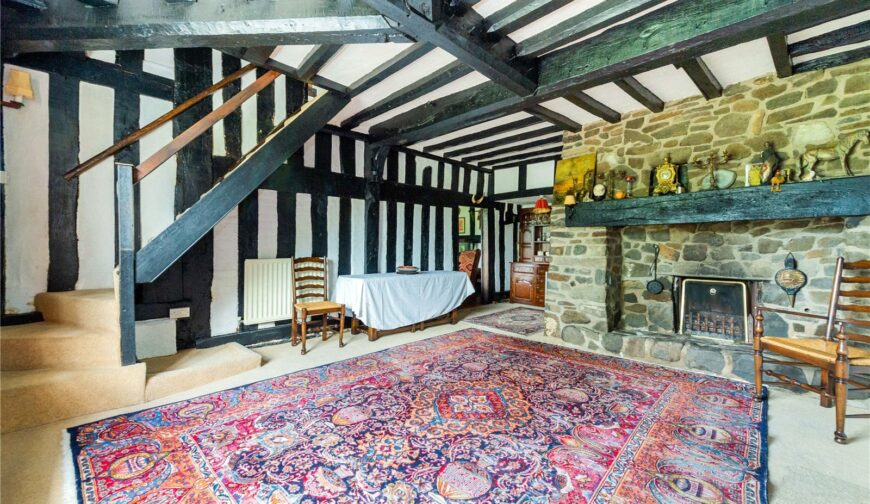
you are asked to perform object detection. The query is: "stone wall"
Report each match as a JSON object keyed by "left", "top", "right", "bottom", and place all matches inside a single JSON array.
[
  {"left": 562, "top": 60, "right": 870, "bottom": 195},
  {"left": 545, "top": 59, "right": 870, "bottom": 382}
]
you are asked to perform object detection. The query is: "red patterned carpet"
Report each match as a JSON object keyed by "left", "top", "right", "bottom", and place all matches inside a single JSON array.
[{"left": 69, "top": 329, "right": 767, "bottom": 503}]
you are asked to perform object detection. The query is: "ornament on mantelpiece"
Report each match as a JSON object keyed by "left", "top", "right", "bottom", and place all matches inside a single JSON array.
[
  {"left": 774, "top": 253, "right": 807, "bottom": 307},
  {"left": 695, "top": 150, "right": 734, "bottom": 190},
  {"left": 757, "top": 141, "right": 783, "bottom": 183},
  {"left": 652, "top": 155, "right": 681, "bottom": 195}
]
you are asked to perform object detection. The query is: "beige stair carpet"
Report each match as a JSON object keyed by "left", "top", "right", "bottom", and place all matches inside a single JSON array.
[
  {"left": 144, "top": 343, "right": 262, "bottom": 402},
  {"left": 1, "top": 322, "right": 120, "bottom": 371}
]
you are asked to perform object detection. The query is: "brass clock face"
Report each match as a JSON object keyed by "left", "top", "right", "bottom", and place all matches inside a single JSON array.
[
  {"left": 653, "top": 157, "right": 680, "bottom": 195},
  {"left": 591, "top": 183, "right": 607, "bottom": 201}
]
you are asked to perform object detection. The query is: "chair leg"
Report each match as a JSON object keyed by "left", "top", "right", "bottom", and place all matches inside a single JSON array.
[
  {"left": 322, "top": 314, "right": 328, "bottom": 341},
  {"left": 291, "top": 314, "right": 298, "bottom": 346},
  {"left": 301, "top": 309, "right": 308, "bottom": 355},
  {"left": 834, "top": 324, "right": 849, "bottom": 444},
  {"left": 752, "top": 312, "right": 766, "bottom": 401},
  {"left": 339, "top": 306, "right": 345, "bottom": 348},
  {"left": 820, "top": 370, "right": 834, "bottom": 408}
]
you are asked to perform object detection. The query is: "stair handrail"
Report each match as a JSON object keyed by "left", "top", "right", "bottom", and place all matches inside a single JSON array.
[
  {"left": 133, "top": 69, "right": 280, "bottom": 183},
  {"left": 63, "top": 63, "right": 258, "bottom": 181}
]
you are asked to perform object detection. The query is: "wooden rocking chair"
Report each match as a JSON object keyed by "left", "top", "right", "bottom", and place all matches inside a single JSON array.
[
  {"left": 290, "top": 257, "right": 345, "bottom": 355},
  {"left": 754, "top": 257, "right": 870, "bottom": 444}
]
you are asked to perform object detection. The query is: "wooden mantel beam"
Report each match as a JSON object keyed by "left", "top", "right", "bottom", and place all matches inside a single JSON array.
[
  {"left": 2, "top": 0, "right": 410, "bottom": 54},
  {"left": 371, "top": 0, "right": 866, "bottom": 145}
]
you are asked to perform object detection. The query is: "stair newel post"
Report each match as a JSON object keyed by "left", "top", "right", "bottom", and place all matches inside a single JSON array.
[{"left": 115, "top": 162, "right": 137, "bottom": 366}]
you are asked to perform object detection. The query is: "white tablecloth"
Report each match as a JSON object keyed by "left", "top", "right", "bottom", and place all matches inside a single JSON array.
[{"left": 333, "top": 271, "right": 475, "bottom": 330}]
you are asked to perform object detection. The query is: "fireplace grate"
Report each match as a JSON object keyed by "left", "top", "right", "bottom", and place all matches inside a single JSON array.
[{"left": 678, "top": 279, "right": 750, "bottom": 342}]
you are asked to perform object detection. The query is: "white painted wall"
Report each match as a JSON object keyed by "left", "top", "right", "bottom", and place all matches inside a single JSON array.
[
  {"left": 527, "top": 160, "right": 556, "bottom": 188},
  {"left": 2, "top": 66, "right": 50, "bottom": 313},
  {"left": 138, "top": 96, "right": 177, "bottom": 246},
  {"left": 257, "top": 189, "right": 278, "bottom": 259},
  {"left": 295, "top": 193, "right": 312, "bottom": 257},
  {"left": 351, "top": 198, "right": 365, "bottom": 274},
  {"left": 211, "top": 208, "right": 240, "bottom": 335},
  {"left": 495, "top": 167, "right": 519, "bottom": 193}
]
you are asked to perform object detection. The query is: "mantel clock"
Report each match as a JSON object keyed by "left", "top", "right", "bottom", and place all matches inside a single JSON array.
[{"left": 653, "top": 155, "right": 681, "bottom": 195}]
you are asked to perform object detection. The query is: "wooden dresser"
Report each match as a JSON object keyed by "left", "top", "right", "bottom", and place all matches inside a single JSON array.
[
  {"left": 510, "top": 261, "right": 549, "bottom": 306},
  {"left": 510, "top": 208, "right": 550, "bottom": 307}
]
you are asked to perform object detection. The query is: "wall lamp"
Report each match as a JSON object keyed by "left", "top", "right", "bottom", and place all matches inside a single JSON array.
[
  {"left": 564, "top": 194, "right": 577, "bottom": 219},
  {"left": 2, "top": 69, "right": 34, "bottom": 109}
]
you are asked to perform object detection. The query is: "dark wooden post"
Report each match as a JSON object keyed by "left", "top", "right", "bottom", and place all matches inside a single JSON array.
[{"left": 115, "top": 163, "right": 137, "bottom": 366}]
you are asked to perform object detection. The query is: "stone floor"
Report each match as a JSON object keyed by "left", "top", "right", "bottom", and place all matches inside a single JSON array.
[{"left": 1, "top": 303, "right": 867, "bottom": 503}]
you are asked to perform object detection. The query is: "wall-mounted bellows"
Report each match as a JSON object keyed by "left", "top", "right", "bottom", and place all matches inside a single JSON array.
[{"left": 2, "top": 69, "right": 33, "bottom": 109}]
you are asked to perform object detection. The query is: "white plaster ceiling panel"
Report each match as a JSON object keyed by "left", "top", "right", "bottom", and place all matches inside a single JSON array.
[
  {"left": 792, "top": 39, "right": 870, "bottom": 65},
  {"left": 474, "top": 0, "right": 517, "bottom": 18},
  {"left": 271, "top": 45, "right": 317, "bottom": 68},
  {"left": 508, "top": 0, "right": 606, "bottom": 43},
  {"left": 700, "top": 38, "right": 775, "bottom": 87},
  {"left": 633, "top": 65, "right": 701, "bottom": 104},
  {"left": 358, "top": 71, "right": 491, "bottom": 131},
  {"left": 539, "top": 97, "right": 600, "bottom": 124},
  {"left": 317, "top": 43, "right": 413, "bottom": 86},
  {"left": 583, "top": 82, "right": 644, "bottom": 114},
  {"left": 427, "top": 123, "right": 557, "bottom": 155},
  {"left": 329, "top": 47, "right": 454, "bottom": 125},
  {"left": 788, "top": 10, "right": 870, "bottom": 44},
  {"left": 410, "top": 111, "right": 532, "bottom": 150}
]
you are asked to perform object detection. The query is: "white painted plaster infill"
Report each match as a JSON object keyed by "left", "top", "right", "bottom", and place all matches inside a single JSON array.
[
  {"left": 3, "top": 66, "right": 49, "bottom": 313},
  {"left": 295, "top": 193, "right": 312, "bottom": 258},
  {"left": 138, "top": 96, "right": 176, "bottom": 247},
  {"left": 211, "top": 207, "right": 239, "bottom": 336},
  {"left": 351, "top": 198, "right": 365, "bottom": 274},
  {"left": 257, "top": 189, "right": 278, "bottom": 259},
  {"left": 135, "top": 318, "right": 177, "bottom": 359}
]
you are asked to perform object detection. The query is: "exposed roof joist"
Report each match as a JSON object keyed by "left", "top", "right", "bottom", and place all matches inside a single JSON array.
[
  {"left": 565, "top": 92, "right": 621, "bottom": 124},
  {"left": 348, "top": 42, "right": 433, "bottom": 95},
  {"left": 766, "top": 33, "right": 793, "bottom": 78},
  {"left": 444, "top": 125, "right": 562, "bottom": 158},
  {"left": 296, "top": 45, "right": 342, "bottom": 82},
  {"left": 463, "top": 135, "right": 563, "bottom": 163},
  {"left": 2, "top": 0, "right": 410, "bottom": 54},
  {"left": 373, "top": 0, "right": 866, "bottom": 146},
  {"left": 486, "top": 0, "right": 573, "bottom": 36},
  {"left": 794, "top": 44, "right": 870, "bottom": 73},
  {"left": 526, "top": 105, "right": 583, "bottom": 132},
  {"left": 481, "top": 146, "right": 564, "bottom": 167},
  {"left": 220, "top": 47, "right": 350, "bottom": 96},
  {"left": 677, "top": 58, "right": 723, "bottom": 100},
  {"left": 423, "top": 117, "right": 542, "bottom": 153},
  {"left": 615, "top": 77, "right": 664, "bottom": 113},
  {"left": 492, "top": 155, "right": 561, "bottom": 171},
  {"left": 789, "top": 19, "right": 870, "bottom": 56}
]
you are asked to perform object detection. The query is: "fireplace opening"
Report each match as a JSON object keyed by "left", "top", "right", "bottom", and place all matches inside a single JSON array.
[{"left": 677, "top": 278, "right": 753, "bottom": 343}]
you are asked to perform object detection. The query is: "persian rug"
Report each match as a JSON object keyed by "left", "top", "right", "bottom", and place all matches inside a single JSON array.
[
  {"left": 465, "top": 307, "right": 545, "bottom": 335},
  {"left": 69, "top": 329, "right": 767, "bottom": 503}
]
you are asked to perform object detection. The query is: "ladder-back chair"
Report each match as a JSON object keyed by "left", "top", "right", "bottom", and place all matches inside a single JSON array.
[
  {"left": 291, "top": 257, "right": 345, "bottom": 355},
  {"left": 754, "top": 256, "right": 870, "bottom": 444}
]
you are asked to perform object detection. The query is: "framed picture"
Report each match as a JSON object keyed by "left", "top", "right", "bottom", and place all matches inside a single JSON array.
[
  {"left": 554, "top": 152, "right": 596, "bottom": 204},
  {"left": 458, "top": 217, "right": 467, "bottom": 234}
]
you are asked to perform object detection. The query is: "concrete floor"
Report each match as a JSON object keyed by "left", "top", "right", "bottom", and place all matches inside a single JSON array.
[{"left": 2, "top": 303, "right": 868, "bottom": 503}]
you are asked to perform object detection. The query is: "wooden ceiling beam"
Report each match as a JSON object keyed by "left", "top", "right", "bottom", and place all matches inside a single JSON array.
[
  {"left": 491, "top": 155, "right": 561, "bottom": 170},
  {"left": 423, "top": 116, "right": 542, "bottom": 153},
  {"left": 348, "top": 42, "right": 433, "bottom": 95},
  {"left": 361, "top": 0, "right": 537, "bottom": 95},
  {"left": 462, "top": 135, "right": 564, "bottom": 163},
  {"left": 615, "top": 76, "right": 664, "bottom": 113},
  {"left": 677, "top": 58, "right": 723, "bottom": 100},
  {"left": 3, "top": 0, "right": 409, "bottom": 54},
  {"left": 564, "top": 92, "right": 621, "bottom": 123},
  {"left": 789, "top": 19, "right": 870, "bottom": 57},
  {"left": 341, "top": 60, "right": 473, "bottom": 129},
  {"left": 526, "top": 104, "right": 582, "bottom": 132},
  {"left": 444, "top": 125, "right": 561, "bottom": 157},
  {"left": 479, "top": 145, "right": 563, "bottom": 167},
  {"left": 794, "top": 44, "right": 870, "bottom": 73},
  {"left": 486, "top": 0, "right": 573, "bottom": 36},
  {"left": 220, "top": 47, "right": 350, "bottom": 96},
  {"left": 296, "top": 45, "right": 342, "bottom": 82},
  {"left": 516, "top": 0, "right": 667, "bottom": 58},
  {"left": 766, "top": 32, "right": 793, "bottom": 78},
  {"left": 2, "top": 0, "right": 46, "bottom": 9}
]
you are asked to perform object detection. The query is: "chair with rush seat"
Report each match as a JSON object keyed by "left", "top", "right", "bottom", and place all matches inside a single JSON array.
[
  {"left": 754, "top": 256, "right": 870, "bottom": 444},
  {"left": 290, "top": 257, "right": 345, "bottom": 355}
]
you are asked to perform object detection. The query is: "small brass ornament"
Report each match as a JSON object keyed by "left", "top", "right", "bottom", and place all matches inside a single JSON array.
[
  {"left": 653, "top": 155, "right": 681, "bottom": 195},
  {"left": 774, "top": 253, "right": 807, "bottom": 307}
]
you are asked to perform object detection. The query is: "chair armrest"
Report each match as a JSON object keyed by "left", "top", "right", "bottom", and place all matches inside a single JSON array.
[{"left": 756, "top": 305, "right": 828, "bottom": 321}]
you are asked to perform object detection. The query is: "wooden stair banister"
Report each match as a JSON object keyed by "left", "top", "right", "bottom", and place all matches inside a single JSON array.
[
  {"left": 64, "top": 63, "right": 257, "bottom": 181},
  {"left": 133, "top": 69, "right": 280, "bottom": 183}
]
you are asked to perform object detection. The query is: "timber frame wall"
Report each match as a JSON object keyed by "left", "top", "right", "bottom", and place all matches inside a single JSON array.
[{"left": 1, "top": 49, "right": 519, "bottom": 349}]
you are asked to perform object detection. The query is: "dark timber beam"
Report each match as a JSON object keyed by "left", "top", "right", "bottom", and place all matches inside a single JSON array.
[
  {"left": 564, "top": 92, "right": 621, "bottom": 124},
  {"left": 615, "top": 76, "right": 664, "bottom": 113},
  {"left": 296, "top": 45, "right": 341, "bottom": 82},
  {"left": 793, "top": 44, "right": 870, "bottom": 73},
  {"left": 361, "top": 0, "right": 537, "bottom": 95},
  {"left": 423, "top": 117, "right": 542, "bottom": 153},
  {"left": 3, "top": 0, "right": 410, "bottom": 54},
  {"left": 516, "top": 0, "right": 666, "bottom": 58},
  {"left": 526, "top": 105, "right": 582, "bottom": 132},
  {"left": 220, "top": 47, "right": 350, "bottom": 96},
  {"left": 2, "top": 0, "right": 47, "bottom": 9},
  {"left": 486, "top": 0, "right": 573, "bottom": 36},
  {"left": 494, "top": 186, "right": 552, "bottom": 200},
  {"left": 462, "top": 135, "right": 563, "bottom": 163},
  {"left": 372, "top": 0, "right": 866, "bottom": 145},
  {"left": 677, "top": 58, "right": 723, "bottom": 100},
  {"left": 789, "top": 20, "right": 870, "bottom": 57},
  {"left": 341, "top": 60, "right": 472, "bottom": 129},
  {"left": 766, "top": 33, "right": 793, "bottom": 78},
  {"left": 492, "top": 154, "right": 561, "bottom": 170},
  {"left": 444, "top": 125, "right": 561, "bottom": 157},
  {"left": 77, "top": 0, "right": 117, "bottom": 6},
  {"left": 479, "top": 146, "right": 563, "bottom": 167},
  {"left": 348, "top": 42, "right": 433, "bottom": 95}
]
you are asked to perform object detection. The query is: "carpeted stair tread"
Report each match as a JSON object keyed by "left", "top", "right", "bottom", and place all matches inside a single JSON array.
[
  {"left": 1, "top": 322, "right": 120, "bottom": 370},
  {"left": 34, "top": 289, "right": 118, "bottom": 333},
  {"left": 1, "top": 364, "right": 145, "bottom": 433},
  {"left": 144, "top": 343, "right": 262, "bottom": 402}
]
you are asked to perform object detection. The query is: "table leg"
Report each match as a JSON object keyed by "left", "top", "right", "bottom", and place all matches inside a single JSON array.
[
  {"left": 352, "top": 315, "right": 360, "bottom": 335},
  {"left": 339, "top": 305, "right": 346, "bottom": 348},
  {"left": 368, "top": 327, "right": 378, "bottom": 341},
  {"left": 450, "top": 309, "right": 458, "bottom": 324}
]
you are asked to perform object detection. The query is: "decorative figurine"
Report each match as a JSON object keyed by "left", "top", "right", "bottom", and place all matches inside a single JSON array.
[
  {"left": 774, "top": 253, "right": 807, "bottom": 307},
  {"left": 757, "top": 141, "right": 783, "bottom": 183},
  {"left": 653, "top": 155, "right": 681, "bottom": 195},
  {"left": 695, "top": 150, "right": 733, "bottom": 190},
  {"left": 625, "top": 175, "right": 636, "bottom": 198},
  {"left": 770, "top": 169, "right": 785, "bottom": 192},
  {"left": 798, "top": 129, "right": 870, "bottom": 180}
]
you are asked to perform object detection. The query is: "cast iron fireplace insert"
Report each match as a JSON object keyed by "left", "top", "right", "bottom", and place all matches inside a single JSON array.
[{"left": 677, "top": 277, "right": 755, "bottom": 343}]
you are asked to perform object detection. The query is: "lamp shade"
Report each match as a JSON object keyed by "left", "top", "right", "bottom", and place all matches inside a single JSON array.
[
  {"left": 563, "top": 194, "right": 577, "bottom": 206},
  {"left": 532, "top": 196, "right": 551, "bottom": 214},
  {"left": 5, "top": 69, "right": 33, "bottom": 100}
]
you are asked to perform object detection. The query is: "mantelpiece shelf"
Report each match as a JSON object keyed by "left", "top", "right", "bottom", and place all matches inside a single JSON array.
[{"left": 566, "top": 175, "right": 870, "bottom": 228}]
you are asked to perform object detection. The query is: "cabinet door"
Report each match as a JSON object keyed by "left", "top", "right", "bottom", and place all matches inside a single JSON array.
[{"left": 511, "top": 274, "right": 535, "bottom": 304}]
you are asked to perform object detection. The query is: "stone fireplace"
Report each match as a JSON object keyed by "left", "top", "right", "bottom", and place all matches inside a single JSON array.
[
  {"left": 544, "top": 211, "right": 870, "bottom": 382},
  {"left": 676, "top": 277, "right": 755, "bottom": 343}
]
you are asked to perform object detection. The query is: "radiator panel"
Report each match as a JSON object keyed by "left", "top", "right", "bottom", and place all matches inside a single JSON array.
[{"left": 243, "top": 259, "right": 294, "bottom": 325}]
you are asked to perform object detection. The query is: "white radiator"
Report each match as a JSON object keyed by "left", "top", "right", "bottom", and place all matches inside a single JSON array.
[{"left": 242, "top": 258, "right": 294, "bottom": 325}]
